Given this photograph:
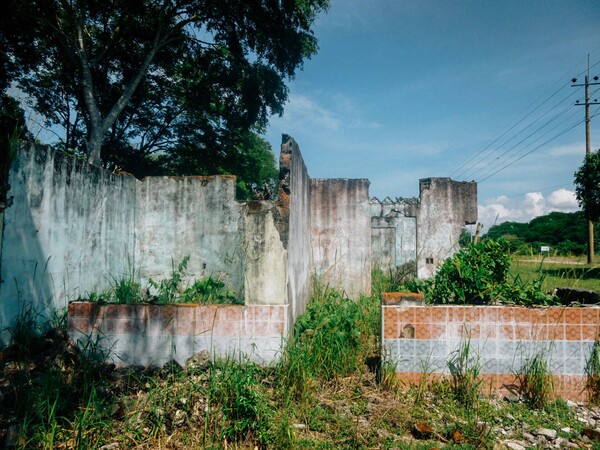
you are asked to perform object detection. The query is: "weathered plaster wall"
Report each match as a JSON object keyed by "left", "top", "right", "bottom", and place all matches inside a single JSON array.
[
  {"left": 370, "top": 198, "right": 418, "bottom": 270},
  {"left": 311, "top": 178, "right": 371, "bottom": 298},
  {"left": 1, "top": 144, "right": 297, "bottom": 338},
  {"left": 416, "top": 178, "right": 477, "bottom": 278},
  {"left": 243, "top": 201, "right": 287, "bottom": 305},
  {"left": 0, "top": 145, "right": 136, "bottom": 329},
  {"left": 69, "top": 302, "right": 287, "bottom": 366},
  {"left": 280, "top": 135, "right": 312, "bottom": 324},
  {"left": 135, "top": 175, "right": 244, "bottom": 293},
  {"left": 369, "top": 178, "right": 477, "bottom": 279}
]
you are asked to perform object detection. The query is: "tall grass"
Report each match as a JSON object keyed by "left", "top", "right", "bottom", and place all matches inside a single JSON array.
[{"left": 276, "top": 278, "right": 380, "bottom": 403}]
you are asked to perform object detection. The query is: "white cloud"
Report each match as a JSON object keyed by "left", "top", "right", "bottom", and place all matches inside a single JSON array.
[
  {"left": 278, "top": 94, "right": 341, "bottom": 131},
  {"left": 547, "top": 188, "right": 578, "bottom": 209},
  {"left": 477, "top": 189, "right": 580, "bottom": 232},
  {"left": 549, "top": 143, "right": 585, "bottom": 157}
]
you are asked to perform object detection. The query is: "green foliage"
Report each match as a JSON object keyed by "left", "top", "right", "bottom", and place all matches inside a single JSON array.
[
  {"left": 276, "top": 281, "right": 379, "bottom": 402},
  {"left": 87, "top": 256, "right": 242, "bottom": 305},
  {"left": 586, "top": 340, "right": 600, "bottom": 405},
  {"left": 371, "top": 262, "right": 417, "bottom": 298},
  {"left": 149, "top": 257, "right": 191, "bottom": 304},
  {"left": 3, "top": 0, "right": 329, "bottom": 174},
  {"left": 500, "top": 270, "right": 558, "bottom": 306},
  {"left": 110, "top": 260, "right": 144, "bottom": 304},
  {"left": 149, "top": 256, "right": 242, "bottom": 305},
  {"left": 485, "top": 211, "right": 590, "bottom": 256},
  {"left": 423, "top": 239, "right": 559, "bottom": 306},
  {"left": 5, "top": 311, "right": 115, "bottom": 449},
  {"left": 575, "top": 149, "right": 600, "bottom": 222},
  {"left": 447, "top": 337, "right": 481, "bottom": 411},
  {"left": 181, "top": 277, "right": 241, "bottom": 305},
  {"left": 515, "top": 353, "right": 554, "bottom": 409},
  {"left": 428, "top": 239, "right": 511, "bottom": 304},
  {"left": 206, "top": 359, "right": 278, "bottom": 445}
]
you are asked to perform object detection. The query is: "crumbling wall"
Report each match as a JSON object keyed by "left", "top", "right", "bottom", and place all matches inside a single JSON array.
[
  {"left": 0, "top": 144, "right": 294, "bottom": 337},
  {"left": 369, "top": 179, "right": 477, "bottom": 279},
  {"left": 416, "top": 178, "right": 477, "bottom": 278},
  {"left": 369, "top": 197, "right": 419, "bottom": 270},
  {"left": 0, "top": 144, "right": 136, "bottom": 329},
  {"left": 311, "top": 178, "right": 371, "bottom": 298},
  {"left": 136, "top": 175, "right": 244, "bottom": 293},
  {"left": 243, "top": 201, "right": 287, "bottom": 305},
  {"left": 279, "top": 135, "right": 312, "bottom": 323}
]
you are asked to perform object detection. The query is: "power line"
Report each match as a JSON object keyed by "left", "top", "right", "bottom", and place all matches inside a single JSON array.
[
  {"left": 472, "top": 106, "right": 581, "bottom": 181},
  {"left": 478, "top": 114, "right": 587, "bottom": 183},
  {"left": 460, "top": 90, "right": 579, "bottom": 180},
  {"left": 451, "top": 56, "right": 600, "bottom": 180}
]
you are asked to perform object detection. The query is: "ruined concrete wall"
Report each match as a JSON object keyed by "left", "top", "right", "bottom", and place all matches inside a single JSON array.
[
  {"left": 279, "top": 136, "right": 312, "bottom": 323},
  {"left": 1, "top": 145, "right": 290, "bottom": 336},
  {"left": 0, "top": 145, "right": 136, "bottom": 329},
  {"left": 311, "top": 179, "right": 371, "bottom": 298},
  {"left": 416, "top": 178, "right": 477, "bottom": 278},
  {"left": 135, "top": 176, "right": 243, "bottom": 293},
  {"left": 370, "top": 198, "right": 418, "bottom": 270},
  {"left": 243, "top": 201, "right": 287, "bottom": 305}
]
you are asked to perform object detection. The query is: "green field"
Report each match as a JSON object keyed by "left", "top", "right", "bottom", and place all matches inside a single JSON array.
[{"left": 511, "top": 255, "right": 600, "bottom": 292}]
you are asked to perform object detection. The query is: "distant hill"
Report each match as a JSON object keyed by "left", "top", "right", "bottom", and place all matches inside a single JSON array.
[{"left": 483, "top": 211, "right": 598, "bottom": 255}]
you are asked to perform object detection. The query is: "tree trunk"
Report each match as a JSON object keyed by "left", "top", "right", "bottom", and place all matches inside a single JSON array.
[{"left": 86, "top": 128, "right": 103, "bottom": 166}]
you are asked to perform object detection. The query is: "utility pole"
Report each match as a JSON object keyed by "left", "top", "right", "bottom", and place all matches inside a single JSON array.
[{"left": 572, "top": 55, "right": 600, "bottom": 264}]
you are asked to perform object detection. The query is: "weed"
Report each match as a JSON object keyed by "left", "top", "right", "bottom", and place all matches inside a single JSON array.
[
  {"left": 182, "top": 276, "right": 242, "bottom": 305},
  {"left": 109, "top": 257, "right": 143, "bottom": 304},
  {"left": 447, "top": 336, "right": 481, "bottom": 411},
  {"left": 379, "top": 356, "right": 400, "bottom": 393},
  {"left": 515, "top": 352, "right": 554, "bottom": 409},
  {"left": 586, "top": 340, "right": 600, "bottom": 405},
  {"left": 5, "top": 303, "right": 46, "bottom": 357},
  {"left": 371, "top": 262, "right": 417, "bottom": 298},
  {"left": 149, "top": 256, "right": 189, "bottom": 303},
  {"left": 414, "top": 355, "right": 435, "bottom": 405}
]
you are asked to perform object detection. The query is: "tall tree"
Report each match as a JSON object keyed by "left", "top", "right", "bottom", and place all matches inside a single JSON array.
[
  {"left": 3, "top": 0, "right": 329, "bottom": 169},
  {"left": 574, "top": 150, "right": 600, "bottom": 223}
]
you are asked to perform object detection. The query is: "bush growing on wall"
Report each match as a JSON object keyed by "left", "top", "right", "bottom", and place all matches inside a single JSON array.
[
  {"left": 428, "top": 239, "right": 511, "bottom": 305},
  {"left": 423, "top": 239, "right": 557, "bottom": 306}
]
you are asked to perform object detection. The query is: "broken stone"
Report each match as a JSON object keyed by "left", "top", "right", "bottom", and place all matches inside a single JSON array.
[
  {"left": 522, "top": 432, "right": 536, "bottom": 443},
  {"left": 503, "top": 440, "right": 527, "bottom": 450},
  {"left": 99, "top": 444, "right": 119, "bottom": 450},
  {"left": 185, "top": 350, "right": 211, "bottom": 373},
  {"left": 173, "top": 409, "right": 187, "bottom": 427},
  {"left": 536, "top": 428, "right": 557, "bottom": 440}
]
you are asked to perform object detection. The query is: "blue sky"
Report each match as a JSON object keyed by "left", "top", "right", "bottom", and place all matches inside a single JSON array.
[{"left": 263, "top": 0, "right": 600, "bottom": 231}]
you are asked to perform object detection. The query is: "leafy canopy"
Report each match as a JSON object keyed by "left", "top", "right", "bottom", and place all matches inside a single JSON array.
[
  {"left": 2, "top": 0, "right": 329, "bottom": 191},
  {"left": 575, "top": 150, "right": 600, "bottom": 223},
  {"left": 484, "top": 211, "right": 593, "bottom": 255}
]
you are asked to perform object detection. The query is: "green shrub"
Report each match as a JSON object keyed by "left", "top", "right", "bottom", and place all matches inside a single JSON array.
[
  {"left": 424, "top": 239, "right": 558, "bottom": 306},
  {"left": 428, "top": 239, "right": 511, "bottom": 304}
]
